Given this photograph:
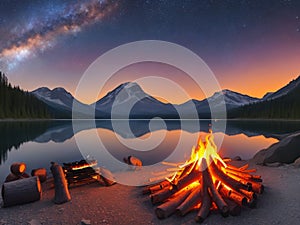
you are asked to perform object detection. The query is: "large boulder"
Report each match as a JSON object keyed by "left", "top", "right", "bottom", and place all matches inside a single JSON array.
[{"left": 252, "top": 132, "right": 300, "bottom": 165}]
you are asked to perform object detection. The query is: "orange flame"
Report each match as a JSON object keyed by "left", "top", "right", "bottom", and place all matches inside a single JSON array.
[{"left": 166, "top": 131, "right": 226, "bottom": 183}]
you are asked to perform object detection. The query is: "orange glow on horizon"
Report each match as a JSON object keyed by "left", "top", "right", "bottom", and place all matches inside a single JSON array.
[{"left": 21, "top": 51, "right": 300, "bottom": 104}]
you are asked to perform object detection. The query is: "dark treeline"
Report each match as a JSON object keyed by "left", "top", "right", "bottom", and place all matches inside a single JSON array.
[
  {"left": 230, "top": 83, "right": 300, "bottom": 119},
  {"left": 0, "top": 71, "right": 50, "bottom": 118}
]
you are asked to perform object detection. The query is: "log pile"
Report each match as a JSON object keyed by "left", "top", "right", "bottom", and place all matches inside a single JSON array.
[
  {"left": 63, "top": 160, "right": 115, "bottom": 187},
  {"left": 1, "top": 162, "right": 47, "bottom": 207},
  {"left": 5, "top": 162, "right": 30, "bottom": 182},
  {"left": 143, "top": 132, "right": 264, "bottom": 223}
]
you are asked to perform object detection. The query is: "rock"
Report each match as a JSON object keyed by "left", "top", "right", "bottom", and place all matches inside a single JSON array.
[
  {"left": 28, "top": 219, "right": 41, "bottom": 225},
  {"left": 81, "top": 219, "right": 91, "bottom": 225},
  {"left": 293, "top": 157, "right": 300, "bottom": 168},
  {"left": 251, "top": 132, "right": 300, "bottom": 165},
  {"left": 232, "top": 156, "right": 242, "bottom": 161},
  {"left": 58, "top": 207, "right": 64, "bottom": 213},
  {"left": 265, "top": 162, "right": 283, "bottom": 167}
]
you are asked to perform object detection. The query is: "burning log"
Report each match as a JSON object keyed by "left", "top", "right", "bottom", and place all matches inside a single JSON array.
[
  {"left": 50, "top": 162, "right": 71, "bottom": 204},
  {"left": 203, "top": 159, "right": 229, "bottom": 217},
  {"left": 176, "top": 185, "right": 201, "bottom": 216},
  {"left": 155, "top": 186, "right": 195, "bottom": 219},
  {"left": 1, "top": 176, "right": 41, "bottom": 207},
  {"left": 239, "top": 188, "right": 257, "bottom": 201},
  {"left": 144, "top": 131, "right": 264, "bottom": 223},
  {"left": 142, "top": 180, "right": 170, "bottom": 195},
  {"left": 209, "top": 160, "right": 251, "bottom": 191},
  {"left": 218, "top": 183, "right": 247, "bottom": 206},
  {"left": 150, "top": 169, "right": 201, "bottom": 204},
  {"left": 195, "top": 174, "right": 211, "bottom": 223}
]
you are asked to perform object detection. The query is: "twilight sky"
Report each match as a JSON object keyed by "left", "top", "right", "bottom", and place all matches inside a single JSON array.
[{"left": 0, "top": 0, "right": 299, "bottom": 104}]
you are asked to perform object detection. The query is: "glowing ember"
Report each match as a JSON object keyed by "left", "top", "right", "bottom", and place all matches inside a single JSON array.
[{"left": 143, "top": 131, "right": 264, "bottom": 223}]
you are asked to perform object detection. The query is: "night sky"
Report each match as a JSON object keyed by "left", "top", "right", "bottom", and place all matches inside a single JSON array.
[{"left": 0, "top": 0, "right": 299, "bottom": 103}]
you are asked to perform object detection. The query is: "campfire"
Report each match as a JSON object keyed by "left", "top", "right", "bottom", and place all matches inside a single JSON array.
[{"left": 143, "top": 131, "right": 264, "bottom": 222}]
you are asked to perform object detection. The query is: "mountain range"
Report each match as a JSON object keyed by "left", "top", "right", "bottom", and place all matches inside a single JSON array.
[{"left": 32, "top": 76, "right": 300, "bottom": 119}]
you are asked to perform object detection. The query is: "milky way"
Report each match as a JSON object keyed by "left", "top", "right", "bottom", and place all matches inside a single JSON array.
[{"left": 0, "top": 0, "right": 118, "bottom": 71}]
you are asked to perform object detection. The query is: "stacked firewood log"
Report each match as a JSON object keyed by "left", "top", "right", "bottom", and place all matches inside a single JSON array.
[
  {"left": 2, "top": 162, "right": 43, "bottom": 207},
  {"left": 143, "top": 158, "right": 263, "bottom": 222},
  {"left": 143, "top": 132, "right": 264, "bottom": 223}
]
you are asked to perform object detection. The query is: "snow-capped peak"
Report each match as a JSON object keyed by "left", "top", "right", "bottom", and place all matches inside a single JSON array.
[
  {"left": 32, "top": 87, "right": 75, "bottom": 109},
  {"left": 208, "top": 89, "right": 258, "bottom": 107},
  {"left": 95, "top": 82, "right": 149, "bottom": 107}
]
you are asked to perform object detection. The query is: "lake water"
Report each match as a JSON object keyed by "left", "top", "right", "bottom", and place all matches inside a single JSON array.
[{"left": 1, "top": 120, "right": 300, "bottom": 185}]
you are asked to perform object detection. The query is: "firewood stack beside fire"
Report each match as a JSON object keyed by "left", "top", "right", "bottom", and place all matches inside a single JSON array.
[
  {"left": 143, "top": 132, "right": 264, "bottom": 223},
  {"left": 63, "top": 160, "right": 116, "bottom": 187}
]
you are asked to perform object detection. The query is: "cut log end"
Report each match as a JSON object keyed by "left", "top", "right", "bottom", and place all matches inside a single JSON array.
[
  {"left": 10, "top": 162, "right": 26, "bottom": 176},
  {"left": 31, "top": 168, "right": 47, "bottom": 183},
  {"left": 155, "top": 208, "right": 166, "bottom": 219}
]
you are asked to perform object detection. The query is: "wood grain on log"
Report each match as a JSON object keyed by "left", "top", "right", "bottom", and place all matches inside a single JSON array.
[
  {"left": 2, "top": 176, "right": 41, "bottom": 207},
  {"left": 50, "top": 162, "right": 71, "bottom": 204},
  {"left": 142, "top": 180, "right": 170, "bottom": 195},
  {"left": 155, "top": 187, "right": 193, "bottom": 219},
  {"left": 150, "top": 169, "right": 201, "bottom": 204},
  {"left": 176, "top": 185, "right": 201, "bottom": 216},
  {"left": 218, "top": 184, "right": 247, "bottom": 206},
  {"left": 204, "top": 159, "right": 228, "bottom": 217},
  {"left": 210, "top": 161, "right": 251, "bottom": 191},
  {"left": 195, "top": 166, "right": 211, "bottom": 223}
]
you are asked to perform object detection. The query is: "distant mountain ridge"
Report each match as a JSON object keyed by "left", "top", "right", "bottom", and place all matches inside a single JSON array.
[
  {"left": 32, "top": 87, "right": 92, "bottom": 118},
  {"left": 93, "top": 82, "right": 178, "bottom": 118},
  {"left": 31, "top": 75, "right": 300, "bottom": 119},
  {"left": 261, "top": 76, "right": 300, "bottom": 101},
  {"left": 230, "top": 76, "right": 300, "bottom": 119}
]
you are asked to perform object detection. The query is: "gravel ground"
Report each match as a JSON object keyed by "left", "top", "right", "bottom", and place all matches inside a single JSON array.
[{"left": 1, "top": 162, "right": 300, "bottom": 225}]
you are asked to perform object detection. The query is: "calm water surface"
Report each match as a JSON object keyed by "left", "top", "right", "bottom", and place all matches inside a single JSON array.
[{"left": 1, "top": 120, "right": 300, "bottom": 183}]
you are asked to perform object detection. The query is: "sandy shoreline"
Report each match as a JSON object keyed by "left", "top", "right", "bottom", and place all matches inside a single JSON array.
[{"left": 1, "top": 162, "right": 300, "bottom": 225}]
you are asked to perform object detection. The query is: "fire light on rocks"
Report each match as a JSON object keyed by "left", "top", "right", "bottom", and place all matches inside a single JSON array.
[{"left": 143, "top": 131, "right": 264, "bottom": 223}]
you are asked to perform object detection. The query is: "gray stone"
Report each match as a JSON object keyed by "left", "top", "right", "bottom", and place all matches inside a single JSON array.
[
  {"left": 265, "top": 162, "right": 283, "bottom": 167},
  {"left": 28, "top": 219, "right": 41, "bottom": 225},
  {"left": 81, "top": 219, "right": 91, "bottom": 225},
  {"left": 251, "top": 132, "right": 300, "bottom": 165},
  {"left": 232, "top": 156, "right": 242, "bottom": 161}
]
